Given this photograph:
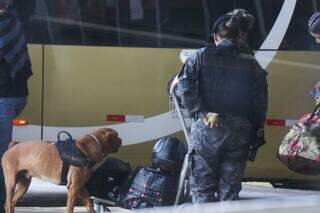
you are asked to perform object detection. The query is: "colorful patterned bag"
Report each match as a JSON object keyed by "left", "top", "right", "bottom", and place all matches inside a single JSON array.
[{"left": 277, "top": 104, "right": 320, "bottom": 175}]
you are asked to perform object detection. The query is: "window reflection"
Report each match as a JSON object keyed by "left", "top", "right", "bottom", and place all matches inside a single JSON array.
[{"left": 11, "top": 0, "right": 320, "bottom": 50}]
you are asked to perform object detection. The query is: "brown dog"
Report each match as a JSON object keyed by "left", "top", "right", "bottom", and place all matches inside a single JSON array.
[{"left": 1, "top": 128, "right": 122, "bottom": 213}]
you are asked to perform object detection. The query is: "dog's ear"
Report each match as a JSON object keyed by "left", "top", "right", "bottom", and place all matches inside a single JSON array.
[
  {"left": 75, "top": 135, "right": 104, "bottom": 162},
  {"left": 95, "top": 128, "right": 122, "bottom": 154}
]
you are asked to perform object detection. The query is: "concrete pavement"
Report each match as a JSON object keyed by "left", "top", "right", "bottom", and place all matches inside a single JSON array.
[{"left": 13, "top": 178, "right": 320, "bottom": 213}]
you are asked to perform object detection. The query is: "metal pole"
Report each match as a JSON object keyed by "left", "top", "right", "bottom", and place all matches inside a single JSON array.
[
  {"left": 201, "top": 0, "right": 210, "bottom": 41},
  {"left": 171, "top": 84, "right": 191, "bottom": 206},
  {"left": 254, "top": 0, "right": 267, "bottom": 38},
  {"left": 115, "top": 0, "right": 122, "bottom": 45},
  {"left": 155, "top": 0, "right": 162, "bottom": 47}
]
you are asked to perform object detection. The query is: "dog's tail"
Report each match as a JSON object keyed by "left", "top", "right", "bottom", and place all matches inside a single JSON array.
[{"left": 8, "top": 141, "right": 19, "bottom": 149}]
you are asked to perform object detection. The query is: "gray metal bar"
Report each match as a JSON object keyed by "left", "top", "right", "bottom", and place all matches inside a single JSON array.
[{"left": 171, "top": 85, "right": 191, "bottom": 206}]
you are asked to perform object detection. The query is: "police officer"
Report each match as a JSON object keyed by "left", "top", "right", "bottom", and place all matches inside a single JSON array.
[{"left": 175, "top": 9, "right": 268, "bottom": 203}]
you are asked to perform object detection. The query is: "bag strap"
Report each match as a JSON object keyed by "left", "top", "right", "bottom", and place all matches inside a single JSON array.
[
  {"left": 118, "top": 167, "right": 143, "bottom": 196},
  {"left": 306, "top": 103, "right": 320, "bottom": 125},
  {"left": 57, "top": 131, "right": 73, "bottom": 141}
]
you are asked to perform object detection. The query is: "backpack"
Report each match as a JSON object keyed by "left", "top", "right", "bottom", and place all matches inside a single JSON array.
[
  {"left": 119, "top": 166, "right": 179, "bottom": 209},
  {"left": 277, "top": 104, "right": 320, "bottom": 175}
]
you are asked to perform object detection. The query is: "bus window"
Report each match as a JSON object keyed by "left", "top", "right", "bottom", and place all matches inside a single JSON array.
[
  {"left": 233, "top": 0, "right": 284, "bottom": 49},
  {"left": 20, "top": 0, "right": 320, "bottom": 50}
]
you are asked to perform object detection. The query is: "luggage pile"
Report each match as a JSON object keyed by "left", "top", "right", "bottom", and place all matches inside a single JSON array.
[{"left": 88, "top": 137, "right": 187, "bottom": 210}]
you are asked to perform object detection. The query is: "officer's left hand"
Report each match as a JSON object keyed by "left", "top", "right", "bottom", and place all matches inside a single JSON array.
[{"left": 202, "top": 112, "right": 219, "bottom": 128}]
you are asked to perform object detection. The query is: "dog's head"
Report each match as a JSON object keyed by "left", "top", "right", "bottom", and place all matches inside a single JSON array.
[
  {"left": 91, "top": 128, "right": 122, "bottom": 154},
  {"left": 76, "top": 128, "right": 122, "bottom": 162}
]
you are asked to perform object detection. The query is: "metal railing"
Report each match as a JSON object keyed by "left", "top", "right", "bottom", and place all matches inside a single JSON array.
[{"left": 170, "top": 81, "right": 191, "bottom": 206}]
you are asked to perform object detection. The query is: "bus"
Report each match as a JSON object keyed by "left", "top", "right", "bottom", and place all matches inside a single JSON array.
[{"left": 11, "top": 0, "right": 320, "bottom": 188}]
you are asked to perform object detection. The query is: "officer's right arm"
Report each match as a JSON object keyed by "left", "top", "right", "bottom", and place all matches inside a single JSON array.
[{"left": 174, "top": 54, "right": 206, "bottom": 119}]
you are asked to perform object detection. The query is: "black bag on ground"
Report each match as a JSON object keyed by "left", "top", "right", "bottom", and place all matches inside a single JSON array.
[
  {"left": 118, "top": 137, "right": 187, "bottom": 209},
  {"left": 86, "top": 157, "right": 132, "bottom": 202},
  {"left": 119, "top": 166, "right": 179, "bottom": 209}
]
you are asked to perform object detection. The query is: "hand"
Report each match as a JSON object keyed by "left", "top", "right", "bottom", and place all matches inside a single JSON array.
[{"left": 202, "top": 112, "right": 219, "bottom": 128}]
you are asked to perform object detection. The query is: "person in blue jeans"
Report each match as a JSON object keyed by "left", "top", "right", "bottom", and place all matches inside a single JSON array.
[{"left": 0, "top": 1, "right": 33, "bottom": 211}]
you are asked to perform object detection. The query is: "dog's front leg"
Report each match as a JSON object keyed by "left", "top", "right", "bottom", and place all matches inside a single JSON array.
[
  {"left": 79, "top": 187, "right": 94, "bottom": 213},
  {"left": 3, "top": 164, "right": 17, "bottom": 213},
  {"left": 66, "top": 183, "right": 79, "bottom": 213}
]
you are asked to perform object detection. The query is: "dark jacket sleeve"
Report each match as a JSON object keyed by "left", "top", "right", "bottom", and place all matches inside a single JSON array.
[
  {"left": 252, "top": 61, "right": 268, "bottom": 131},
  {"left": 174, "top": 52, "right": 206, "bottom": 118}
]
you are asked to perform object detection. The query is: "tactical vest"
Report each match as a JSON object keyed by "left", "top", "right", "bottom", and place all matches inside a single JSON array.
[{"left": 199, "top": 44, "right": 255, "bottom": 119}]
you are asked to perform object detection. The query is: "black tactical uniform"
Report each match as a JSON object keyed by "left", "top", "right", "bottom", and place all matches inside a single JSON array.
[{"left": 175, "top": 40, "right": 268, "bottom": 202}]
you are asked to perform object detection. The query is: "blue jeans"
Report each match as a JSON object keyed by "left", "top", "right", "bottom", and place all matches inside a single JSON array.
[{"left": 0, "top": 97, "right": 27, "bottom": 204}]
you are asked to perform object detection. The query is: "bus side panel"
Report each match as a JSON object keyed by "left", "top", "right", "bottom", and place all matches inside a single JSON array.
[
  {"left": 245, "top": 51, "right": 320, "bottom": 181},
  {"left": 42, "top": 45, "right": 181, "bottom": 166},
  {"left": 40, "top": 45, "right": 320, "bottom": 181}
]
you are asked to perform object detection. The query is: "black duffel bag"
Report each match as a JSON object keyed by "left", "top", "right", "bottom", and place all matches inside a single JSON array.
[
  {"left": 119, "top": 166, "right": 179, "bottom": 209},
  {"left": 86, "top": 157, "right": 132, "bottom": 202}
]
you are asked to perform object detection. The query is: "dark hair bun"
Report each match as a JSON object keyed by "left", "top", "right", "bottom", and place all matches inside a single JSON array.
[
  {"left": 227, "top": 8, "right": 254, "bottom": 34},
  {"left": 211, "top": 8, "right": 254, "bottom": 48}
]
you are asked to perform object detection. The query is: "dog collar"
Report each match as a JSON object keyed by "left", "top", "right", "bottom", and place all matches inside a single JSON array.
[
  {"left": 90, "top": 134, "right": 112, "bottom": 155},
  {"left": 90, "top": 134, "right": 102, "bottom": 147}
]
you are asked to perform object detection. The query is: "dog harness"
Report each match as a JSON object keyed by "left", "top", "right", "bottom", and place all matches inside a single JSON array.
[{"left": 54, "top": 131, "right": 96, "bottom": 185}]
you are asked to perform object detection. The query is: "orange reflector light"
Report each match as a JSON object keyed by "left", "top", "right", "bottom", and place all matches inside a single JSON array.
[{"left": 12, "top": 119, "right": 28, "bottom": 125}]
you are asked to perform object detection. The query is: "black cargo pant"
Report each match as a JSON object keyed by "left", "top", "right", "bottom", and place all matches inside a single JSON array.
[{"left": 188, "top": 114, "right": 251, "bottom": 203}]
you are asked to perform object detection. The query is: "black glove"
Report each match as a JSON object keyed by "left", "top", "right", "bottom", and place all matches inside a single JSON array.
[{"left": 248, "top": 128, "right": 266, "bottom": 162}]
